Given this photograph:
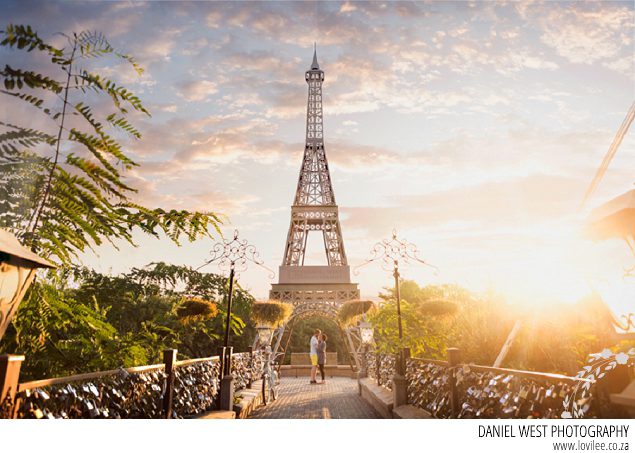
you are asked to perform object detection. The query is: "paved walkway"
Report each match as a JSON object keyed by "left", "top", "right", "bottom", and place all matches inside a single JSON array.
[{"left": 248, "top": 377, "right": 380, "bottom": 419}]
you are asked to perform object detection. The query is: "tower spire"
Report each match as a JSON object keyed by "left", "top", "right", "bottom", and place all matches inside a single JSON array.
[
  {"left": 280, "top": 48, "right": 348, "bottom": 267},
  {"left": 311, "top": 42, "right": 320, "bottom": 70},
  {"left": 270, "top": 50, "right": 359, "bottom": 322}
]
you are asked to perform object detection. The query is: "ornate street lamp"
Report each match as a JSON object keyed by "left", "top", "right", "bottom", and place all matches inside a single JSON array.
[
  {"left": 355, "top": 317, "right": 375, "bottom": 383},
  {"left": 587, "top": 189, "right": 635, "bottom": 339},
  {"left": 0, "top": 230, "right": 55, "bottom": 411},
  {"left": 199, "top": 230, "right": 273, "bottom": 410},
  {"left": 356, "top": 230, "right": 437, "bottom": 374},
  {"left": 0, "top": 229, "right": 55, "bottom": 341}
]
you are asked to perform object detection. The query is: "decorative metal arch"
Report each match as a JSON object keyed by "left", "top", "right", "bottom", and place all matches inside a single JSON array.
[
  {"left": 289, "top": 301, "right": 340, "bottom": 323},
  {"left": 269, "top": 301, "right": 370, "bottom": 372}
]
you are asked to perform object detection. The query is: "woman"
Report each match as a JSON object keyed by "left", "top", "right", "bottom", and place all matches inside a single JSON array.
[{"left": 317, "top": 333, "right": 328, "bottom": 383}]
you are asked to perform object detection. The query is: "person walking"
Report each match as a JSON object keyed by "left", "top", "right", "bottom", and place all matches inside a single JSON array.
[
  {"left": 317, "top": 333, "right": 328, "bottom": 384},
  {"left": 309, "top": 329, "right": 321, "bottom": 384}
]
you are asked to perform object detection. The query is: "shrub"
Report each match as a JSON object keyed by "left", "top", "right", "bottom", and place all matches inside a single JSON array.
[{"left": 417, "top": 300, "right": 457, "bottom": 317}]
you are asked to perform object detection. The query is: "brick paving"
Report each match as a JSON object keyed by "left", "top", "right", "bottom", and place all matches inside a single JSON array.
[{"left": 248, "top": 377, "right": 380, "bottom": 419}]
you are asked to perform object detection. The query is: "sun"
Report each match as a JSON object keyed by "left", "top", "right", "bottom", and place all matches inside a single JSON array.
[{"left": 490, "top": 221, "right": 614, "bottom": 308}]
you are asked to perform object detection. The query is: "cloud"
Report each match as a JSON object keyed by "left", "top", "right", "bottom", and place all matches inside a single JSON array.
[
  {"left": 129, "top": 27, "right": 183, "bottom": 65},
  {"left": 177, "top": 80, "right": 219, "bottom": 102},
  {"left": 128, "top": 171, "right": 257, "bottom": 217},
  {"left": 326, "top": 141, "right": 433, "bottom": 171},
  {"left": 603, "top": 55, "right": 634, "bottom": 76},
  {"left": 527, "top": 3, "right": 634, "bottom": 67},
  {"left": 158, "top": 104, "right": 178, "bottom": 113},
  {"left": 342, "top": 173, "right": 586, "bottom": 237},
  {"left": 339, "top": 2, "right": 357, "bottom": 14},
  {"left": 185, "top": 190, "right": 258, "bottom": 215},
  {"left": 221, "top": 50, "right": 302, "bottom": 83}
]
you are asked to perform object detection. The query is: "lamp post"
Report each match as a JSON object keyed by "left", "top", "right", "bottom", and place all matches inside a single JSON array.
[
  {"left": 199, "top": 230, "right": 272, "bottom": 410},
  {"left": 0, "top": 229, "right": 55, "bottom": 414},
  {"left": 0, "top": 230, "right": 55, "bottom": 341},
  {"left": 357, "top": 318, "right": 374, "bottom": 381},
  {"left": 355, "top": 230, "right": 437, "bottom": 405}
]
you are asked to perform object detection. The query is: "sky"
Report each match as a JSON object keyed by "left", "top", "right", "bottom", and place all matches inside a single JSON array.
[{"left": 2, "top": 1, "right": 635, "bottom": 318}]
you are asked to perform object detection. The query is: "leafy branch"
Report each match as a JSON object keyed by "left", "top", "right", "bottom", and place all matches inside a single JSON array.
[{"left": 0, "top": 24, "right": 222, "bottom": 264}]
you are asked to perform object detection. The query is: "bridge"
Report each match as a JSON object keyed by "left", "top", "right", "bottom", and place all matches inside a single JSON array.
[
  {"left": 248, "top": 377, "right": 378, "bottom": 419},
  {"left": 2, "top": 345, "right": 632, "bottom": 419}
]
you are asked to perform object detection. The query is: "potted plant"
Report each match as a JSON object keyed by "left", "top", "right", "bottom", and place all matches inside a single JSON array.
[
  {"left": 176, "top": 297, "right": 219, "bottom": 325},
  {"left": 251, "top": 300, "right": 293, "bottom": 328},
  {"left": 338, "top": 300, "right": 376, "bottom": 327}
]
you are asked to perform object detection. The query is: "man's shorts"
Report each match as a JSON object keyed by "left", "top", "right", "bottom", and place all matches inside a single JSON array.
[{"left": 310, "top": 354, "right": 318, "bottom": 366}]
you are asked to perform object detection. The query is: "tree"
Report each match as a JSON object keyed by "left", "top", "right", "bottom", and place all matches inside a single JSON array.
[
  {"left": 372, "top": 279, "right": 623, "bottom": 374},
  {"left": 6, "top": 272, "right": 138, "bottom": 379},
  {"left": 0, "top": 262, "right": 257, "bottom": 379},
  {"left": 285, "top": 316, "right": 349, "bottom": 365},
  {"left": 447, "top": 289, "right": 517, "bottom": 366},
  {"left": 372, "top": 281, "right": 460, "bottom": 357},
  {"left": 0, "top": 24, "right": 221, "bottom": 264},
  {"left": 75, "top": 263, "right": 256, "bottom": 356}
]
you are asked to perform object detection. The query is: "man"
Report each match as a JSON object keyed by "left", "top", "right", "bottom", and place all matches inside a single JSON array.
[{"left": 309, "top": 329, "right": 321, "bottom": 384}]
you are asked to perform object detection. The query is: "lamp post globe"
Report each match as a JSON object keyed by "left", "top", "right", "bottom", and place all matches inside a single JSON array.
[
  {"left": 359, "top": 321, "right": 374, "bottom": 345},
  {"left": 256, "top": 325, "right": 274, "bottom": 346}
]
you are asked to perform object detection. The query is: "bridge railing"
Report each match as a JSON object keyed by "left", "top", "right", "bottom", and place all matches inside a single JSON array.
[
  {"left": 365, "top": 348, "right": 596, "bottom": 419},
  {"left": 0, "top": 349, "right": 263, "bottom": 419},
  {"left": 365, "top": 352, "right": 395, "bottom": 390}
]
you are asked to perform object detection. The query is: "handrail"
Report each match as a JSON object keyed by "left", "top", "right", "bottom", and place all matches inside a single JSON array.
[
  {"left": 18, "top": 364, "right": 165, "bottom": 392},
  {"left": 410, "top": 357, "right": 448, "bottom": 367},
  {"left": 17, "top": 352, "right": 251, "bottom": 392},
  {"left": 408, "top": 357, "right": 589, "bottom": 383},
  {"left": 465, "top": 364, "right": 589, "bottom": 384},
  {"left": 174, "top": 356, "right": 220, "bottom": 367}
]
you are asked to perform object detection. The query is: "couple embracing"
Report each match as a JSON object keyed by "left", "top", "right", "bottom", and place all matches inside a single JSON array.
[{"left": 309, "top": 329, "right": 328, "bottom": 384}]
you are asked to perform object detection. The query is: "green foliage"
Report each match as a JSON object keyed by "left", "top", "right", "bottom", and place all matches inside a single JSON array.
[
  {"left": 501, "top": 295, "right": 617, "bottom": 374},
  {"left": 76, "top": 262, "right": 256, "bottom": 356},
  {"left": 284, "top": 316, "right": 349, "bottom": 365},
  {"left": 371, "top": 299, "right": 450, "bottom": 357},
  {"left": 6, "top": 273, "right": 126, "bottom": 378},
  {"left": 372, "top": 281, "right": 461, "bottom": 357},
  {"left": 337, "top": 300, "right": 376, "bottom": 327},
  {"left": 0, "top": 263, "right": 257, "bottom": 380},
  {"left": 418, "top": 300, "right": 457, "bottom": 317},
  {"left": 0, "top": 24, "right": 221, "bottom": 264},
  {"left": 250, "top": 300, "right": 293, "bottom": 327},
  {"left": 372, "top": 280, "right": 620, "bottom": 374},
  {"left": 446, "top": 290, "right": 517, "bottom": 365}
]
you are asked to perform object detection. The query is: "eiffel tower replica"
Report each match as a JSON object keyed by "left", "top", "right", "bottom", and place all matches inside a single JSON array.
[{"left": 270, "top": 46, "right": 359, "bottom": 318}]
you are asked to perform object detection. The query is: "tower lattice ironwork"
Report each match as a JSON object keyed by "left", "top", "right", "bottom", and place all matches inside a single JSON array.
[
  {"left": 284, "top": 47, "right": 345, "bottom": 267},
  {"left": 270, "top": 46, "right": 359, "bottom": 312}
]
